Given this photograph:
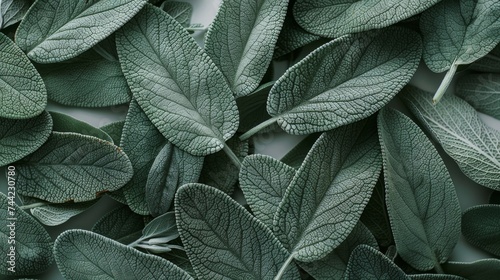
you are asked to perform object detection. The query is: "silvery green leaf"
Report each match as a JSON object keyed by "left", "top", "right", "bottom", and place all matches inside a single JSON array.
[
  {"left": 293, "top": 0, "right": 439, "bottom": 38},
  {"left": 161, "top": 0, "right": 192, "bottom": 27},
  {"left": 116, "top": 4, "right": 238, "bottom": 156},
  {"left": 100, "top": 121, "right": 125, "bottom": 145},
  {"left": 137, "top": 212, "right": 178, "bottom": 244},
  {"left": 49, "top": 111, "right": 113, "bottom": 142},
  {"left": 92, "top": 205, "right": 145, "bottom": 245},
  {"left": 175, "top": 183, "right": 301, "bottom": 280},
  {"left": 0, "top": 111, "right": 52, "bottom": 166},
  {"left": 265, "top": 27, "right": 421, "bottom": 135},
  {"left": 120, "top": 99, "right": 167, "bottom": 215},
  {"left": 0, "top": 32, "right": 46, "bottom": 119},
  {"left": 409, "top": 274, "right": 465, "bottom": 280},
  {"left": 15, "top": 0, "right": 148, "bottom": 63},
  {"left": 402, "top": 86, "right": 500, "bottom": 190},
  {"left": 204, "top": 0, "right": 288, "bottom": 97},
  {"left": 0, "top": 0, "right": 31, "bottom": 29},
  {"left": 239, "top": 154, "right": 295, "bottom": 228},
  {"left": 16, "top": 132, "right": 133, "bottom": 203},
  {"left": 280, "top": 133, "right": 320, "bottom": 169},
  {"left": 344, "top": 244, "right": 409, "bottom": 280},
  {"left": 442, "top": 259, "right": 500, "bottom": 280},
  {"left": 378, "top": 108, "right": 461, "bottom": 271},
  {"left": 462, "top": 204, "right": 500, "bottom": 256},
  {"left": 469, "top": 45, "right": 500, "bottom": 73},
  {"left": 146, "top": 143, "right": 203, "bottom": 216},
  {"left": 456, "top": 73, "right": 500, "bottom": 119},
  {"left": 0, "top": 192, "right": 52, "bottom": 276},
  {"left": 274, "top": 119, "right": 382, "bottom": 262},
  {"left": 54, "top": 229, "right": 193, "bottom": 279}
]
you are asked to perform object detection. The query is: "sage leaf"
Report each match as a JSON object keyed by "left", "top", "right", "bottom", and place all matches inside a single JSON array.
[
  {"left": 0, "top": 32, "right": 46, "bottom": 119},
  {"left": 49, "top": 111, "right": 113, "bottom": 142},
  {"left": 344, "top": 244, "right": 409, "bottom": 280},
  {"left": 175, "top": 183, "right": 301, "bottom": 280},
  {"left": 204, "top": 0, "right": 288, "bottom": 97},
  {"left": 161, "top": 0, "right": 193, "bottom": 27},
  {"left": 100, "top": 121, "right": 125, "bottom": 145},
  {"left": 0, "top": 0, "right": 30, "bottom": 30},
  {"left": 15, "top": 0, "right": 148, "bottom": 63},
  {"left": 378, "top": 108, "right": 461, "bottom": 271},
  {"left": 456, "top": 73, "right": 500, "bottom": 119},
  {"left": 409, "top": 274, "right": 465, "bottom": 280},
  {"left": 130, "top": 212, "right": 179, "bottom": 253},
  {"left": 92, "top": 205, "right": 145, "bottom": 244},
  {"left": 16, "top": 132, "right": 133, "bottom": 203},
  {"left": 0, "top": 192, "right": 53, "bottom": 276},
  {"left": 293, "top": 0, "right": 439, "bottom": 38},
  {"left": 0, "top": 111, "right": 52, "bottom": 166},
  {"left": 117, "top": 4, "right": 239, "bottom": 156},
  {"left": 442, "top": 259, "right": 500, "bottom": 280},
  {"left": 274, "top": 119, "right": 382, "bottom": 262},
  {"left": 402, "top": 86, "right": 500, "bottom": 190},
  {"left": 54, "top": 229, "right": 193, "bottom": 279},
  {"left": 469, "top": 44, "right": 500, "bottom": 73},
  {"left": 280, "top": 133, "right": 320, "bottom": 169},
  {"left": 236, "top": 81, "right": 277, "bottom": 133},
  {"left": 462, "top": 204, "right": 500, "bottom": 256},
  {"left": 239, "top": 154, "right": 296, "bottom": 228}
]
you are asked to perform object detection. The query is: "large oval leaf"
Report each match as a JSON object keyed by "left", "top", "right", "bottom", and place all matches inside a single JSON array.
[
  {"left": 462, "top": 205, "right": 500, "bottom": 257},
  {"left": 15, "top": 0, "right": 147, "bottom": 63},
  {"left": 117, "top": 4, "right": 239, "bottom": 156},
  {"left": 344, "top": 245, "right": 409, "bottom": 280},
  {"left": 378, "top": 108, "right": 461, "bottom": 271},
  {"left": 16, "top": 132, "right": 133, "bottom": 203},
  {"left": 456, "top": 73, "right": 500, "bottom": 120},
  {"left": 175, "top": 183, "right": 300, "bottom": 280},
  {"left": 54, "top": 229, "right": 193, "bottom": 279},
  {"left": 0, "top": 32, "right": 46, "bottom": 119}
]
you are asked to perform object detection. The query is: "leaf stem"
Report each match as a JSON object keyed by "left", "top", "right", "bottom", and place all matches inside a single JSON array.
[
  {"left": 274, "top": 252, "right": 296, "bottom": 280},
  {"left": 433, "top": 62, "right": 459, "bottom": 104},
  {"left": 223, "top": 144, "right": 242, "bottom": 169},
  {"left": 19, "top": 202, "right": 52, "bottom": 210},
  {"left": 434, "top": 261, "right": 444, "bottom": 274},
  {"left": 239, "top": 117, "right": 278, "bottom": 141}
]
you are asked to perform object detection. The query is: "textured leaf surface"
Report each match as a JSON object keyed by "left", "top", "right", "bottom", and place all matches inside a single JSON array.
[
  {"left": 267, "top": 28, "right": 421, "bottom": 135},
  {"left": 274, "top": 120, "right": 382, "bottom": 261},
  {"left": 293, "top": 0, "right": 439, "bottom": 38},
  {"left": 54, "top": 229, "right": 193, "bottom": 279},
  {"left": 344, "top": 244, "right": 409, "bottom": 280},
  {"left": 0, "top": 192, "right": 53, "bottom": 276},
  {"left": 92, "top": 205, "right": 145, "bottom": 244},
  {"left": 50, "top": 111, "right": 113, "bottom": 142},
  {"left": 24, "top": 196, "right": 97, "bottom": 226},
  {"left": 0, "top": 32, "right": 46, "bottom": 119},
  {"left": 15, "top": 0, "right": 147, "bottom": 63},
  {"left": 100, "top": 121, "right": 125, "bottom": 145},
  {"left": 462, "top": 205, "right": 500, "bottom": 256},
  {"left": 442, "top": 259, "right": 500, "bottom": 280},
  {"left": 402, "top": 86, "right": 500, "bottom": 190},
  {"left": 469, "top": 45, "right": 500, "bottom": 73},
  {"left": 239, "top": 154, "right": 295, "bottom": 228},
  {"left": 117, "top": 4, "right": 238, "bottom": 156},
  {"left": 161, "top": 1, "right": 192, "bottom": 27},
  {"left": 456, "top": 73, "right": 500, "bottom": 119},
  {"left": 0, "top": 0, "right": 30, "bottom": 29},
  {"left": 0, "top": 111, "right": 52, "bottom": 166},
  {"left": 175, "top": 183, "right": 300, "bottom": 280},
  {"left": 16, "top": 132, "right": 133, "bottom": 203},
  {"left": 409, "top": 274, "right": 465, "bottom": 280},
  {"left": 205, "top": 0, "right": 288, "bottom": 97}
]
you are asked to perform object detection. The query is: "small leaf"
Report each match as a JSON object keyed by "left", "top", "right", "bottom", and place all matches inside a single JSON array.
[
  {"left": 16, "top": 132, "right": 133, "bottom": 203},
  {"left": 378, "top": 108, "right": 461, "bottom": 271},
  {"left": 139, "top": 212, "right": 178, "bottom": 243},
  {"left": 442, "top": 259, "right": 500, "bottom": 280},
  {"left": 0, "top": 0, "right": 31, "bottom": 29},
  {"left": 175, "top": 183, "right": 301, "bottom": 280},
  {"left": 100, "top": 121, "right": 125, "bottom": 145},
  {"left": 92, "top": 205, "right": 145, "bottom": 244},
  {"left": 15, "top": 0, "right": 148, "bottom": 63},
  {"left": 0, "top": 32, "right": 46, "bottom": 119},
  {"left": 0, "top": 111, "right": 52, "bottom": 166},
  {"left": 462, "top": 204, "right": 500, "bottom": 257},
  {"left": 54, "top": 229, "right": 193, "bottom": 279},
  {"left": 161, "top": 1, "right": 193, "bottom": 27},
  {"left": 23, "top": 196, "right": 97, "bottom": 226},
  {"left": 117, "top": 4, "right": 238, "bottom": 156},
  {"left": 49, "top": 111, "right": 113, "bottom": 142},
  {"left": 455, "top": 73, "right": 500, "bottom": 120}
]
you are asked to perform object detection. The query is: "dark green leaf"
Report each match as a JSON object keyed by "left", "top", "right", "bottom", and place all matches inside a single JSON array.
[
  {"left": 49, "top": 111, "right": 113, "bottom": 142},
  {"left": 442, "top": 259, "right": 500, "bottom": 280},
  {"left": 92, "top": 205, "right": 145, "bottom": 244},
  {"left": 100, "top": 121, "right": 125, "bottom": 145},
  {"left": 456, "top": 73, "right": 500, "bottom": 120},
  {"left": 462, "top": 204, "right": 500, "bottom": 256}
]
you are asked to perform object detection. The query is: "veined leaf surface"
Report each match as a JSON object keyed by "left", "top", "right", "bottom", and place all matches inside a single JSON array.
[
  {"left": 0, "top": 0, "right": 30, "bottom": 30},
  {"left": 344, "top": 245, "right": 409, "bottom": 280},
  {"left": 442, "top": 259, "right": 500, "bottom": 280},
  {"left": 100, "top": 121, "right": 125, "bottom": 145},
  {"left": 462, "top": 205, "right": 500, "bottom": 257},
  {"left": 92, "top": 205, "right": 145, "bottom": 245},
  {"left": 23, "top": 195, "right": 97, "bottom": 226},
  {"left": 456, "top": 73, "right": 500, "bottom": 120},
  {"left": 49, "top": 111, "right": 113, "bottom": 142},
  {"left": 469, "top": 45, "right": 500, "bottom": 73}
]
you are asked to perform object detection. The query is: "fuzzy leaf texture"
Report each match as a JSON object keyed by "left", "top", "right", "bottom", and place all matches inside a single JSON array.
[
  {"left": 91, "top": 205, "right": 145, "bottom": 245},
  {"left": 442, "top": 259, "right": 500, "bottom": 280},
  {"left": 462, "top": 205, "right": 500, "bottom": 257},
  {"left": 24, "top": 196, "right": 97, "bottom": 226},
  {"left": 0, "top": 0, "right": 31, "bottom": 29},
  {"left": 455, "top": 73, "right": 500, "bottom": 120},
  {"left": 49, "top": 111, "right": 113, "bottom": 142}
]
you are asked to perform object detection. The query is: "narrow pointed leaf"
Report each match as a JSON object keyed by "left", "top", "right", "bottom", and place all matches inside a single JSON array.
[
  {"left": 456, "top": 73, "right": 500, "bottom": 119},
  {"left": 442, "top": 259, "right": 500, "bottom": 280},
  {"left": 140, "top": 212, "right": 178, "bottom": 242},
  {"left": 0, "top": 0, "right": 30, "bottom": 29},
  {"left": 16, "top": 132, "right": 133, "bottom": 203},
  {"left": 54, "top": 229, "right": 193, "bottom": 279},
  {"left": 0, "top": 32, "right": 46, "bottom": 119},
  {"left": 462, "top": 205, "right": 500, "bottom": 256},
  {"left": 274, "top": 119, "right": 382, "bottom": 262},
  {"left": 100, "top": 121, "right": 125, "bottom": 145},
  {"left": 92, "top": 205, "right": 145, "bottom": 244},
  {"left": 175, "top": 183, "right": 300, "bottom": 280},
  {"left": 378, "top": 108, "right": 461, "bottom": 271},
  {"left": 267, "top": 27, "right": 421, "bottom": 135},
  {"left": 117, "top": 4, "right": 238, "bottom": 156},
  {"left": 15, "top": 0, "right": 147, "bottom": 63},
  {"left": 49, "top": 111, "right": 113, "bottom": 142}
]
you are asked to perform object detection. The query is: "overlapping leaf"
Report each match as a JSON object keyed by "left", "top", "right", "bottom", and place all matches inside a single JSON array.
[
  {"left": 462, "top": 205, "right": 500, "bottom": 256},
  {"left": 100, "top": 121, "right": 125, "bottom": 145},
  {"left": 92, "top": 205, "right": 145, "bottom": 244},
  {"left": 456, "top": 73, "right": 500, "bottom": 119},
  {"left": 0, "top": 0, "right": 31, "bottom": 29},
  {"left": 161, "top": 1, "right": 193, "bottom": 27},
  {"left": 469, "top": 45, "right": 500, "bottom": 73},
  {"left": 23, "top": 195, "right": 97, "bottom": 226},
  {"left": 442, "top": 259, "right": 500, "bottom": 280},
  {"left": 50, "top": 111, "right": 113, "bottom": 142}
]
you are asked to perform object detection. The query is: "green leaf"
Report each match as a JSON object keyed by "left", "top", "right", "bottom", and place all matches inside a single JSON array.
[
  {"left": 100, "top": 121, "right": 125, "bottom": 145},
  {"left": 274, "top": 119, "right": 382, "bottom": 262},
  {"left": 378, "top": 108, "right": 461, "bottom": 271},
  {"left": 0, "top": 192, "right": 53, "bottom": 276},
  {"left": 469, "top": 44, "right": 500, "bottom": 73},
  {"left": 442, "top": 259, "right": 500, "bottom": 280},
  {"left": 23, "top": 196, "right": 97, "bottom": 226},
  {"left": 120, "top": 99, "right": 167, "bottom": 215},
  {"left": 117, "top": 4, "right": 238, "bottom": 156},
  {"left": 146, "top": 143, "right": 203, "bottom": 216},
  {"left": 462, "top": 204, "right": 500, "bottom": 256},
  {"left": 236, "top": 81, "right": 278, "bottom": 133},
  {"left": 175, "top": 183, "right": 301, "bottom": 280},
  {"left": 344, "top": 244, "right": 409, "bottom": 280},
  {"left": 455, "top": 73, "right": 500, "bottom": 119},
  {"left": 0, "top": 0, "right": 31, "bottom": 29},
  {"left": 204, "top": 0, "right": 288, "bottom": 97},
  {"left": 0, "top": 111, "right": 52, "bottom": 166},
  {"left": 130, "top": 212, "right": 180, "bottom": 253},
  {"left": 0, "top": 32, "right": 46, "bottom": 119},
  {"left": 264, "top": 27, "right": 421, "bottom": 136},
  {"left": 16, "top": 132, "right": 133, "bottom": 203},
  {"left": 409, "top": 274, "right": 466, "bottom": 280},
  {"left": 239, "top": 154, "right": 296, "bottom": 228},
  {"left": 280, "top": 133, "right": 320, "bottom": 169},
  {"left": 92, "top": 205, "right": 145, "bottom": 244},
  {"left": 293, "top": 0, "right": 439, "bottom": 38},
  {"left": 49, "top": 111, "right": 113, "bottom": 142},
  {"left": 54, "top": 229, "right": 193, "bottom": 279},
  {"left": 402, "top": 86, "right": 500, "bottom": 190},
  {"left": 15, "top": 0, "right": 147, "bottom": 63},
  {"left": 161, "top": 1, "right": 192, "bottom": 27}
]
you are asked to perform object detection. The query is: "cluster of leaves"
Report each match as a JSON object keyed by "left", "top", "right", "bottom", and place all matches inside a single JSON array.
[{"left": 1, "top": 0, "right": 500, "bottom": 279}]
